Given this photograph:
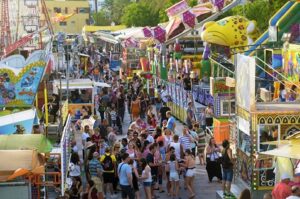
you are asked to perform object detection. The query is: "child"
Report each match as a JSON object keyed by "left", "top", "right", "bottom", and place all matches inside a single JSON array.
[
  {"left": 110, "top": 106, "right": 117, "bottom": 127},
  {"left": 166, "top": 154, "right": 180, "bottom": 198}
]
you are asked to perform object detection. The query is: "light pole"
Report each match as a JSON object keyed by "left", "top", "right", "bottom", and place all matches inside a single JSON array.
[{"left": 190, "top": 71, "right": 196, "bottom": 114}]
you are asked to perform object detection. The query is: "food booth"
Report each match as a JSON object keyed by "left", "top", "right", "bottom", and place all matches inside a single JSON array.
[
  {"left": 52, "top": 79, "right": 110, "bottom": 116},
  {"left": 232, "top": 54, "right": 300, "bottom": 198}
]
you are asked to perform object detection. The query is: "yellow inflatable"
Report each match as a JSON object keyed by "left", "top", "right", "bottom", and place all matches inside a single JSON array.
[
  {"left": 52, "top": 12, "right": 76, "bottom": 23},
  {"left": 201, "top": 16, "right": 260, "bottom": 48}
]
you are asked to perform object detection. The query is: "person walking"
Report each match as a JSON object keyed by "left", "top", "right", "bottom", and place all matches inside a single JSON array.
[
  {"left": 168, "top": 135, "right": 184, "bottom": 161},
  {"left": 159, "top": 102, "right": 171, "bottom": 126},
  {"left": 166, "top": 153, "right": 180, "bottom": 199},
  {"left": 146, "top": 144, "right": 160, "bottom": 199},
  {"left": 100, "top": 147, "right": 117, "bottom": 198},
  {"left": 205, "top": 104, "right": 214, "bottom": 127},
  {"left": 128, "top": 159, "right": 140, "bottom": 199},
  {"left": 88, "top": 152, "right": 104, "bottom": 199},
  {"left": 186, "top": 102, "right": 195, "bottom": 129},
  {"left": 194, "top": 123, "right": 206, "bottom": 165},
  {"left": 205, "top": 137, "right": 222, "bottom": 182},
  {"left": 118, "top": 153, "right": 135, "bottom": 199},
  {"left": 166, "top": 111, "right": 176, "bottom": 133},
  {"left": 179, "top": 127, "right": 194, "bottom": 152},
  {"left": 139, "top": 158, "right": 152, "bottom": 199},
  {"left": 131, "top": 95, "right": 140, "bottom": 121},
  {"left": 181, "top": 149, "right": 196, "bottom": 199},
  {"left": 221, "top": 140, "right": 234, "bottom": 197}
]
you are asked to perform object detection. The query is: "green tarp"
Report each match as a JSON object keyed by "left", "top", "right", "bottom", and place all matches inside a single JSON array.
[{"left": 0, "top": 134, "right": 53, "bottom": 153}]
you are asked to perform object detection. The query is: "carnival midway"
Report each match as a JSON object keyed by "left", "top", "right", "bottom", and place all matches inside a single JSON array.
[{"left": 1, "top": 0, "right": 300, "bottom": 199}]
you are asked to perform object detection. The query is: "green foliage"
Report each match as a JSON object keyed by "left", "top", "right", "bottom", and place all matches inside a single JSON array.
[
  {"left": 220, "top": 0, "right": 289, "bottom": 32},
  {"left": 121, "top": 3, "right": 160, "bottom": 27},
  {"left": 92, "top": 10, "right": 111, "bottom": 26},
  {"left": 94, "top": 0, "right": 131, "bottom": 25},
  {"left": 158, "top": 0, "right": 199, "bottom": 22}
]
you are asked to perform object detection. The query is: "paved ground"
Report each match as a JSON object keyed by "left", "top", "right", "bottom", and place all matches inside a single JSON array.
[{"left": 73, "top": 106, "right": 223, "bottom": 199}]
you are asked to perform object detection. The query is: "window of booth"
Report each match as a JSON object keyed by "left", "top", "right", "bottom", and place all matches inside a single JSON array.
[
  {"left": 238, "top": 129, "right": 251, "bottom": 155},
  {"left": 220, "top": 99, "right": 235, "bottom": 116},
  {"left": 258, "top": 124, "right": 280, "bottom": 152},
  {"left": 62, "top": 89, "right": 93, "bottom": 104}
]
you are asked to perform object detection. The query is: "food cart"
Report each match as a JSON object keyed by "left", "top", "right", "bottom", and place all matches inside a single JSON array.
[{"left": 52, "top": 79, "right": 110, "bottom": 116}]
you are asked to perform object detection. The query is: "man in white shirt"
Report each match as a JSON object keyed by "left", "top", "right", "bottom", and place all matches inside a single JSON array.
[
  {"left": 82, "top": 125, "right": 90, "bottom": 159},
  {"left": 82, "top": 125, "right": 90, "bottom": 146}
]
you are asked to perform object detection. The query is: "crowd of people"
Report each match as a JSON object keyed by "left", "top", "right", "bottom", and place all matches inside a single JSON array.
[
  {"left": 62, "top": 70, "right": 232, "bottom": 199},
  {"left": 57, "top": 48, "right": 300, "bottom": 199}
]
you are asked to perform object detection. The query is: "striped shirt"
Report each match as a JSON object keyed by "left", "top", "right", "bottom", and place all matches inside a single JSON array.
[
  {"left": 196, "top": 129, "right": 206, "bottom": 149},
  {"left": 88, "top": 158, "right": 103, "bottom": 177},
  {"left": 179, "top": 135, "right": 192, "bottom": 151}
]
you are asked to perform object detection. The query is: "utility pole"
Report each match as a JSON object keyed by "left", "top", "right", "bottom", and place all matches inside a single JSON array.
[{"left": 94, "top": 0, "right": 98, "bottom": 13}]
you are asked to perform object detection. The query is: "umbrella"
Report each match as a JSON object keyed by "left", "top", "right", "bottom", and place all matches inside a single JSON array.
[{"left": 153, "top": 26, "right": 166, "bottom": 43}]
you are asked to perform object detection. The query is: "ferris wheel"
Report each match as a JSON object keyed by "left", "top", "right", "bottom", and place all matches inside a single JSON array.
[{"left": 0, "top": 0, "right": 53, "bottom": 59}]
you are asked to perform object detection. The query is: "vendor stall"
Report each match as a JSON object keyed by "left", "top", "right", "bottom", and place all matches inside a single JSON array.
[
  {"left": 232, "top": 54, "right": 300, "bottom": 198},
  {"left": 0, "top": 150, "right": 46, "bottom": 199},
  {"left": 52, "top": 79, "right": 110, "bottom": 117}
]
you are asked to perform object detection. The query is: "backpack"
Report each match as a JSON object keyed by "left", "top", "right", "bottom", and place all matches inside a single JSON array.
[{"left": 102, "top": 154, "right": 114, "bottom": 171}]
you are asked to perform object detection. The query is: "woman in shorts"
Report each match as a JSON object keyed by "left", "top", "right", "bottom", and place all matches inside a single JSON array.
[
  {"left": 139, "top": 158, "right": 152, "bottom": 199},
  {"left": 166, "top": 154, "right": 180, "bottom": 199},
  {"left": 182, "top": 149, "right": 196, "bottom": 198}
]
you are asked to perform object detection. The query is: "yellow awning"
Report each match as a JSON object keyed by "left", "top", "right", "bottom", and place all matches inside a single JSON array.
[
  {"left": 83, "top": 25, "right": 126, "bottom": 33},
  {"left": 260, "top": 144, "right": 300, "bottom": 159}
]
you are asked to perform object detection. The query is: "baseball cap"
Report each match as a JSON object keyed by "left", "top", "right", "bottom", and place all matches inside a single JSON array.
[{"left": 281, "top": 173, "right": 291, "bottom": 180}]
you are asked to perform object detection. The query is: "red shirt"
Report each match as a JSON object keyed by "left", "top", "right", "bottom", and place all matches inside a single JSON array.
[
  {"left": 91, "top": 134, "right": 100, "bottom": 149},
  {"left": 272, "top": 182, "right": 292, "bottom": 199}
]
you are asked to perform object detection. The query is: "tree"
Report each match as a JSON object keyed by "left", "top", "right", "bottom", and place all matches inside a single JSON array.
[
  {"left": 158, "top": 0, "right": 199, "bottom": 23},
  {"left": 219, "top": 0, "right": 288, "bottom": 32},
  {"left": 92, "top": 10, "right": 111, "bottom": 26},
  {"left": 121, "top": 3, "right": 159, "bottom": 27},
  {"left": 111, "top": 0, "right": 132, "bottom": 24}
]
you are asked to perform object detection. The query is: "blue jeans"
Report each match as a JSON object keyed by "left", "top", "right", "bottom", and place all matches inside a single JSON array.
[{"left": 222, "top": 168, "right": 233, "bottom": 182}]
